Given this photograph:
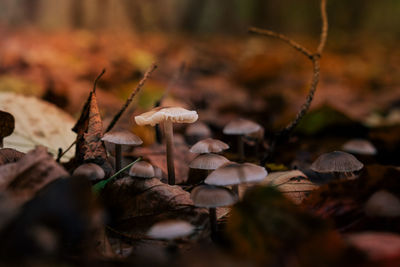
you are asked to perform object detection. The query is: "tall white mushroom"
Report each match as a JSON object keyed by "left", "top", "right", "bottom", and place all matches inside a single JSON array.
[{"left": 135, "top": 107, "right": 198, "bottom": 185}]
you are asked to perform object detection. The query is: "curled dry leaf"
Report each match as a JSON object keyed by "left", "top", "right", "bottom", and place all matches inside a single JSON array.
[
  {"left": 0, "top": 146, "right": 68, "bottom": 204},
  {"left": 101, "top": 177, "right": 208, "bottom": 238},
  {"left": 0, "top": 110, "right": 14, "bottom": 147},
  {"left": 0, "top": 92, "right": 76, "bottom": 161},
  {"left": 73, "top": 90, "right": 108, "bottom": 166}
]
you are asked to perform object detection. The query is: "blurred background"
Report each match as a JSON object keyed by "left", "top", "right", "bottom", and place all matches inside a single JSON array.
[
  {"left": 1, "top": 0, "right": 400, "bottom": 38},
  {"left": 0, "top": 0, "right": 399, "bottom": 142}
]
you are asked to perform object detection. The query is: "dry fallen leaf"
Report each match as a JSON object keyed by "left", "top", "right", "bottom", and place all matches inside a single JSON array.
[
  {"left": 73, "top": 89, "right": 108, "bottom": 167},
  {"left": 0, "top": 148, "right": 25, "bottom": 165},
  {"left": 0, "top": 92, "right": 76, "bottom": 161},
  {"left": 0, "top": 146, "right": 68, "bottom": 204},
  {"left": 102, "top": 177, "right": 208, "bottom": 238},
  {"left": 261, "top": 170, "right": 318, "bottom": 204}
]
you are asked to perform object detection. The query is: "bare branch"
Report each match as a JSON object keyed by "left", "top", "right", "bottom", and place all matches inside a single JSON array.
[
  {"left": 93, "top": 68, "right": 106, "bottom": 93},
  {"left": 254, "top": 0, "right": 329, "bottom": 164},
  {"left": 317, "top": 0, "right": 328, "bottom": 55},
  {"left": 248, "top": 27, "right": 313, "bottom": 59},
  {"left": 105, "top": 63, "right": 157, "bottom": 133}
]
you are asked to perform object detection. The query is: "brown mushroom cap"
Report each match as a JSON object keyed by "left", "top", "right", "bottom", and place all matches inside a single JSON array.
[
  {"left": 189, "top": 153, "right": 229, "bottom": 170},
  {"left": 101, "top": 130, "right": 143, "bottom": 146},
  {"left": 73, "top": 163, "right": 105, "bottom": 181},
  {"left": 342, "top": 139, "right": 377, "bottom": 156},
  {"left": 223, "top": 118, "right": 261, "bottom": 135},
  {"left": 191, "top": 185, "right": 238, "bottom": 208},
  {"left": 205, "top": 162, "right": 268, "bottom": 186},
  {"left": 310, "top": 151, "right": 364, "bottom": 173},
  {"left": 147, "top": 220, "right": 194, "bottom": 240},
  {"left": 135, "top": 107, "right": 198, "bottom": 126},
  {"left": 129, "top": 161, "right": 155, "bottom": 178},
  {"left": 189, "top": 138, "right": 229, "bottom": 154}
]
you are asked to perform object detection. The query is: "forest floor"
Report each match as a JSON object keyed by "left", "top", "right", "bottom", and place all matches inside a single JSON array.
[{"left": 0, "top": 29, "right": 399, "bottom": 266}]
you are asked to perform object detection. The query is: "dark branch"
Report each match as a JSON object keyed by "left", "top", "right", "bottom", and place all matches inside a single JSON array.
[{"left": 105, "top": 63, "right": 157, "bottom": 133}]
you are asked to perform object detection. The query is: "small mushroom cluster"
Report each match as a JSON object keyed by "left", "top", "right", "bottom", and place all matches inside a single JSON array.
[
  {"left": 188, "top": 138, "right": 230, "bottom": 183},
  {"left": 132, "top": 109, "right": 269, "bottom": 241}
]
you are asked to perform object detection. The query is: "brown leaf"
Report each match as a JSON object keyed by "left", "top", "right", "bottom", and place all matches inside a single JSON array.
[
  {"left": 73, "top": 91, "right": 107, "bottom": 166},
  {"left": 0, "top": 148, "right": 25, "bottom": 165},
  {"left": 0, "top": 146, "right": 68, "bottom": 204},
  {"left": 0, "top": 110, "right": 14, "bottom": 147},
  {"left": 102, "top": 177, "right": 208, "bottom": 238}
]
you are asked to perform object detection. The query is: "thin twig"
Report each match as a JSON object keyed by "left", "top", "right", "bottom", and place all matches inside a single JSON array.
[
  {"left": 279, "top": 0, "right": 328, "bottom": 137},
  {"left": 105, "top": 63, "right": 157, "bottom": 133},
  {"left": 56, "top": 140, "right": 76, "bottom": 162},
  {"left": 93, "top": 69, "right": 106, "bottom": 93},
  {"left": 252, "top": 0, "right": 328, "bottom": 164},
  {"left": 248, "top": 27, "right": 313, "bottom": 59},
  {"left": 317, "top": 0, "right": 328, "bottom": 55}
]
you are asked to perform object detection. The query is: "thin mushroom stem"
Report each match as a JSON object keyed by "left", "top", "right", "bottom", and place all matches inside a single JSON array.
[
  {"left": 209, "top": 207, "right": 217, "bottom": 239},
  {"left": 238, "top": 135, "right": 244, "bottom": 163},
  {"left": 163, "top": 121, "right": 176, "bottom": 185},
  {"left": 115, "top": 144, "right": 122, "bottom": 176}
]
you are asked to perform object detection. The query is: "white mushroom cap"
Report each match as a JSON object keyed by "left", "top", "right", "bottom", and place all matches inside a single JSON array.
[
  {"left": 189, "top": 138, "right": 229, "bottom": 154},
  {"left": 310, "top": 151, "right": 364, "bottom": 173},
  {"left": 189, "top": 153, "right": 229, "bottom": 170},
  {"left": 147, "top": 220, "right": 194, "bottom": 240},
  {"left": 191, "top": 185, "right": 238, "bottom": 208},
  {"left": 73, "top": 163, "right": 105, "bottom": 181},
  {"left": 129, "top": 161, "right": 155, "bottom": 178},
  {"left": 342, "top": 139, "right": 377, "bottom": 156},
  {"left": 135, "top": 107, "right": 198, "bottom": 126},
  {"left": 205, "top": 162, "right": 268, "bottom": 186},
  {"left": 223, "top": 118, "right": 261, "bottom": 135},
  {"left": 365, "top": 190, "right": 400, "bottom": 217},
  {"left": 101, "top": 130, "right": 143, "bottom": 146}
]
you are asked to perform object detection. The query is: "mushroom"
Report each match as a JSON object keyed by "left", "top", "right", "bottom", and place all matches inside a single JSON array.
[
  {"left": 129, "top": 160, "right": 155, "bottom": 178},
  {"left": 101, "top": 130, "right": 143, "bottom": 174},
  {"left": 185, "top": 121, "right": 212, "bottom": 145},
  {"left": 223, "top": 118, "right": 261, "bottom": 162},
  {"left": 147, "top": 220, "right": 194, "bottom": 240},
  {"left": 73, "top": 163, "right": 105, "bottom": 182},
  {"left": 135, "top": 107, "right": 198, "bottom": 185},
  {"left": 189, "top": 138, "right": 229, "bottom": 154},
  {"left": 146, "top": 219, "right": 194, "bottom": 258},
  {"left": 205, "top": 162, "right": 268, "bottom": 195},
  {"left": 342, "top": 139, "right": 377, "bottom": 156},
  {"left": 310, "top": 151, "right": 364, "bottom": 179},
  {"left": 365, "top": 190, "right": 400, "bottom": 218},
  {"left": 189, "top": 153, "right": 229, "bottom": 173},
  {"left": 191, "top": 185, "right": 237, "bottom": 238}
]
